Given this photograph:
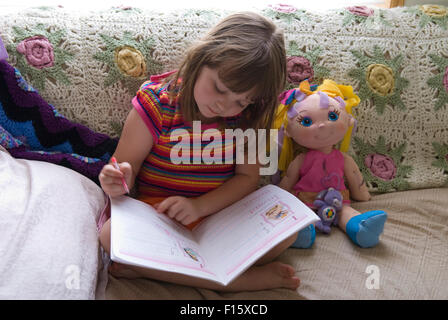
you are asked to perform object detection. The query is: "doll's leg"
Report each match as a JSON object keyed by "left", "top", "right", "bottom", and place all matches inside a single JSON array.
[
  {"left": 338, "top": 205, "right": 359, "bottom": 232},
  {"left": 339, "top": 205, "right": 387, "bottom": 248}
]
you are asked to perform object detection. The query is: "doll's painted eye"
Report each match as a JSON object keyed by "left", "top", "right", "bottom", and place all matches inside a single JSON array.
[
  {"left": 328, "top": 111, "right": 339, "bottom": 121},
  {"left": 300, "top": 117, "right": 313, "bottom": 127}
]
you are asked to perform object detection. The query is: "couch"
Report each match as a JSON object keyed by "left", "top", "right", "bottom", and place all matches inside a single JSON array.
[{"left": 0, "top": 4, "right": 447, "bottom": 299}]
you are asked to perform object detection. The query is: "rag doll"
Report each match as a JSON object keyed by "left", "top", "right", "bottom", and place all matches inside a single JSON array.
[{"left": 274, "top": 79, "right": 387, "bottom": 248}]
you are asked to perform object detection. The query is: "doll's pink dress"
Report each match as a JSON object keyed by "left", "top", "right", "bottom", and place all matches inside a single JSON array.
[{"left": 293, "top": 149, "right": 351, "bottom": 208}]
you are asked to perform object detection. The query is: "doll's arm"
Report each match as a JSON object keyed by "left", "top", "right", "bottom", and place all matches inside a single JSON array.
[
  {"left": 278, "top": 153, "right": 305, "bottom": 193},
  {"left": 343, "top": 153, "right": 371, "bottom": 201}
]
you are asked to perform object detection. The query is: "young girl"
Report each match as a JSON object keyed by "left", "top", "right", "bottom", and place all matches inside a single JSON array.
[
  {"left": 276, "top": 79, "right": 387, "bottom": 249},
  {"left": 98, "top": 12, "right": 300, "bottom": 291}
]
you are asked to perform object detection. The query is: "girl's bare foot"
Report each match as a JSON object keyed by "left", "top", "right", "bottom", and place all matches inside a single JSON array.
[
  {"left": 243, "top": 261, "right": 300, "bottom": 290},
  {"left": 108, "top": 260, "right": 300, "bottom": 291}
]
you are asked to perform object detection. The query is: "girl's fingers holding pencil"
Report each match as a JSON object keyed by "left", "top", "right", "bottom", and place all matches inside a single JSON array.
[
  {"left": 99, "top": 170, "right": 123, "bottom": 187},
  {"left": 101, "top": 164, "right": 124, "bottom": 177},
  {"left": 99, "top": 164, "right": 128, "bottom": 196},
  {"left": 117, "top": 162, "right": 132, "bottom": 175},
  {"left": 116, "top": 162, "right": 133, "bottom": 187}
]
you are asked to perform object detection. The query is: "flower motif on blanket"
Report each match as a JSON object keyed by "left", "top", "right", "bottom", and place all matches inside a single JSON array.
[
  {"left": 263, "top": 4, "right": 308, "bottom": 24},
  {"left": 6, "top": 24, "right": 73, "bottom": 92},
  {"left": 349, "top": 46, "right": 409, "bottom": 115},
  {"left": 352, "top": 135, "right": 412, "bottom": 192},
  {"left": 427, "top": 53, "right": 448, "bottom": 111},
  {"left": 93, "top": 31, "right": 162, "bottom": 94},
  {"left": 342, "top": 6, "right": 391, "bottom": 27},
  {"left": 405, "top": 5, "right": 448, "bottom": 30},
  {"left": 16, "top": 35, "right": 54, "bottom": 69},
  {"left": 285, "top": 41, "right": 330, "bottom": 90}
]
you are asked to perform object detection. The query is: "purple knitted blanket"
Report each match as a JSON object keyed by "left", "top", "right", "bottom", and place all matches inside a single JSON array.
[{"left": 0, "top": 59, "right": 118, "bottom": 185}]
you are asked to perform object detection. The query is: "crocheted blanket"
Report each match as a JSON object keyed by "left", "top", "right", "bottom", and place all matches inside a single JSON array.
[
  {"left": 0, "top": 59, "right": 118, "bottom": 184},
  {"left": 0, "top": 4, "right": 448, "bottom": 192}
]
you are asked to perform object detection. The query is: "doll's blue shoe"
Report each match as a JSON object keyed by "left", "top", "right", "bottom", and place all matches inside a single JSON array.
[
  {"left": 346, "top": 210, "right": 387, "bottom": 248},
  {"left": 291, "top": 224, "right": 315, "bottom": 249}
]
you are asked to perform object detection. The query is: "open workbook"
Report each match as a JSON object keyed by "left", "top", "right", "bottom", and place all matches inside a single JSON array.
[{"left": 110, "top": 184, "right": 320, "bottom": 286}]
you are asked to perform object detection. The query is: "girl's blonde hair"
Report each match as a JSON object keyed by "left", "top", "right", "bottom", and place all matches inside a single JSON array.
[{"left": 168, "top": 12, "right": 286, "bottom": 130}]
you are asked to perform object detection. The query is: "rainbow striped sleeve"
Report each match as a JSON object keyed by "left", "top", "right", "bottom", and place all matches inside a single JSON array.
[{"left": 132, "top": 81, "right": 166, "bottom": 144}]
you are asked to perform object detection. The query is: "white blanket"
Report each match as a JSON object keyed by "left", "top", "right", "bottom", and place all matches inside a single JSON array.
[{"left": 0, "top": 147, "right": 107, "bottom": 299}]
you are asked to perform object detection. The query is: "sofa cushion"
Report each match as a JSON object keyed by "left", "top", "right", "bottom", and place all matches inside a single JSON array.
[{"left": 0, "top": 147, "right": 107, "bottom": 299}]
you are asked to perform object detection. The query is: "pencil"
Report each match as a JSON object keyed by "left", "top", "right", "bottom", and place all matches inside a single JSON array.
[{"left": 110, "top": 156, "right": 130, "bottom": 194}]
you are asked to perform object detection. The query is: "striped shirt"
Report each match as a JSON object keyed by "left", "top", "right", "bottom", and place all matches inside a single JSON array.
[{"left": 132, "top": 76, "right": 239, "bottom": 198}]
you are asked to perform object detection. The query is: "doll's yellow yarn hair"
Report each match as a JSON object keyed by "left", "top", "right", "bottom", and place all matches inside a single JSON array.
[{"left": 273, "top": 79, "right": 360, "bottom": 173}]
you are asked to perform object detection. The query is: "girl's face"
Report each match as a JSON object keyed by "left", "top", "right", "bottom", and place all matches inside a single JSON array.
[
  {"left": 193, "top": 66, "right": 254, "bottom": 119},
  {"left": 286, "top": 94, "right": 354, "bottom": 151}
]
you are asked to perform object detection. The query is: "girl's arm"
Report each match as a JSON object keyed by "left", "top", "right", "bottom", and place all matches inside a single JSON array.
[
  {"left": 343, "top": 153, "right": 371, "bottom": 201},
  {"left": 99, "top": 108, "right": 153, "bottom": 196},
  {"left": 278, "top": 154, "right": 304, "bottom": 193}
]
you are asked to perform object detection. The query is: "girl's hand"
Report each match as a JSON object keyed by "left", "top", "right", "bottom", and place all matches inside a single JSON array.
[
  {"left": 154, "top": 196, "right": 203, "bottom": 226},
  {"left": 99, "top": 161, "right": 133, "bottom": 197}
]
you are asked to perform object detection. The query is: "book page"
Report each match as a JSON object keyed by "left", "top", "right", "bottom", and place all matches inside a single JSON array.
[
  {"left": 110, "top": 195, "right": 220, "bottom": 283},
  {"left": 193, "top": 184, "right": 319, "bottom": 285}
]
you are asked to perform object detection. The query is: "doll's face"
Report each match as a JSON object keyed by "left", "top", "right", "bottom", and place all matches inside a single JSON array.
[{"left": 285, "top": 94, "right": 354, "bottom": 150}]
